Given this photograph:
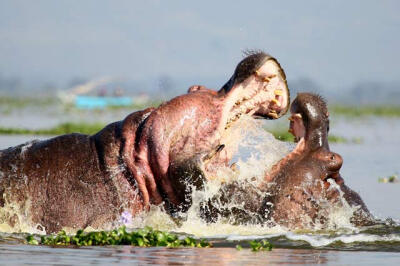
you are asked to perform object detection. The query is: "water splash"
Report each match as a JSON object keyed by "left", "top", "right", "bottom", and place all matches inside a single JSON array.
[
  {"left": 1, "top": 116, "right": 399, "bottom": 251},
  {"left": 120, "top": 116, "right": 370, "bottom": 237}
]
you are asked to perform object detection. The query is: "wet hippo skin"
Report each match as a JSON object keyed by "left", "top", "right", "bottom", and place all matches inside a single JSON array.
[
  {"left": 202, "top": 93, "right": 374, "bottom": 229},
  {"left": 0, "top": 51, "right": 290, "bottom": 233}
]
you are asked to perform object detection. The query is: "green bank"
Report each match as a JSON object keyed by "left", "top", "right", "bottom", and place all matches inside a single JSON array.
[{"left": 0, "top": 122, "right": 356, "bottom": 143}]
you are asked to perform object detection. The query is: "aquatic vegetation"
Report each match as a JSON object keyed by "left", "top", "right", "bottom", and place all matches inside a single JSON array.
[
  {"left": 0, "top": 96, "right": 58, "bottom": 115},
  {"left": 378, "top": 175, "right": 399, "bottom": 183},
  {"left": 267, "top": 128, "right": 361, "bottom": 144},
  {"left": 249, "top": 240, "right": 273, "bottom": 251},
  {"left": 0, "top": 96, "right": 56, "bottom": 109},
  {"left": 331, "top": 105, "right": 400, "bottom": 118},
  {"left": 25, "top": 226, "right": 275, "bottom": 251},
  {"left": 26, "top": 226, "right": 211, "bottom": 248},
  {"left": 0, "top": 122, "right": 104, "bottom": 135},
  {"left": 0, "top": 122, "right": 361, "bottom": 145}
]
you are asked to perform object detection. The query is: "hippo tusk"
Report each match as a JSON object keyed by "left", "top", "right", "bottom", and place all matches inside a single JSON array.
[
  {"left": 270, "top": 99, "right": 281, "bottom": 107},
  {"left": 255, "top": 70, "right": 276, "bottom": 83},
  {"left": 293, "top": 113, "right": 302, "bottom": 119},
  {"left": 267, "top": 110, "right": 279, "bottom": 119}
]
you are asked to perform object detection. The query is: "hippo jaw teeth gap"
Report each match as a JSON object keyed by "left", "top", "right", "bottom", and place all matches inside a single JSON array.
[
  {"left": 224, "top": 60, "right": 289, "bottom": 129},
  {"left": 225, "top": 82, "right": 279, "bottom": 128}
]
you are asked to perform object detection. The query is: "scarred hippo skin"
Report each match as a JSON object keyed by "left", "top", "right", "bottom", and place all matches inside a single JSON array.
[
  {"left": 202, "top": 93, "right": 374, "bottom": 229},
  {"left": 0, "top": 51, "right": 290, "bottom": 233}
]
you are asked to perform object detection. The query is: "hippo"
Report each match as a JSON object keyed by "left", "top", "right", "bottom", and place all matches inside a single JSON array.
[
  {"left": 0, "top": 51, "right": 290, "bottom": 233},
  {"left": 201, "top": 93, "right": 374, "bottom": 229}
]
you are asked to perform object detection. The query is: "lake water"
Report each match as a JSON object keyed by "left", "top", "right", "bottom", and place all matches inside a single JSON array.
[{"left": 0, "top": 109, "right": 399, "bottom": 265}]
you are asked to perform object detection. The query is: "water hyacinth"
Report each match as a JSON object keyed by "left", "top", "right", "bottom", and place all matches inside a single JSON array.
[
  {"left": 26, "top": 226, "right": 211, "bottom": 248},
  {"left": 26, "top": 226, "right": 273, "bottom": 252},
  {"left": 249, "top": 240, "right": 273, "bottom": 252}
]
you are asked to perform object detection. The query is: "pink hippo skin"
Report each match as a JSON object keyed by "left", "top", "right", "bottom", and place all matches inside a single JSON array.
[{"left": 0, "top": 51, "right": 290, "bottom": 233}]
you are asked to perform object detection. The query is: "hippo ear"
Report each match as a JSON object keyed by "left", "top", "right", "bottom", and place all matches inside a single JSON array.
[{"left": 188, "top": 85, "right": 206, "bottom": 93}]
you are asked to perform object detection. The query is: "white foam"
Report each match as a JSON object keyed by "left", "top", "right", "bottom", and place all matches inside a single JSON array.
[{"left": 286, "top": 232, "right": 400, "bottom": 247}]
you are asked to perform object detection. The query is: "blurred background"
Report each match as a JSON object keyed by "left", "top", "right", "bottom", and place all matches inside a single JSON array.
[
  {"left": 0, "top": 0, "right": 399, "bottom": 103},
  {"left": 0, "top": 0, "right": 399, "bottom": 225}
]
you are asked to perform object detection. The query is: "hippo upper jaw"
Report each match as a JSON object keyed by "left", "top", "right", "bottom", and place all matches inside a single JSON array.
[
  {"left": 174, "top": 55, "right": 290, "bottom": 179},
  {"left": 222, "top": 58, "right": 290, "bottom": 128}
]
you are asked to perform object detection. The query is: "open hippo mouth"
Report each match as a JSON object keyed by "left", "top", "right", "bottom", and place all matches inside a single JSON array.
[
  {"left": 223, "top": 51, "right": 290, "bottom": 126},
  {"left": 198, "top": 52, "right": 290, "bottom": 174},
  {"left": 165, "top": 51, "right": 290, "bottom": 213}
]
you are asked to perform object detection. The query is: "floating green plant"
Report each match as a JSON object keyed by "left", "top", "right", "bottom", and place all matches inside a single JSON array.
[
  {"left": 0, "top": 96, "right": 56, "bottom": 108},
  {"left": 267, "top": 128, "right": 361, "bottom": 144},
  {"left": 249, "top": 240, "right": 273, "bottom": 251},
  {"left": 0, "top": 122, "right": 105, "bottom": 136},
  {"left": 378, "top": 175, "right": 399, "bottom": 183},
  {"left": 26, "top": 226, "right": 274, "bottom": 251},
  {"left": 0, "top": 123, "right": 360, "bottom": 145},
  {"left": 26, "top": 226, "right": 211, "bottom": 248}
]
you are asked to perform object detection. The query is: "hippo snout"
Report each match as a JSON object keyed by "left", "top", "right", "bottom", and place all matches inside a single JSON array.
[
  {"left": 313, "top": 150, "right": 343, "bottom": 173},
  {"left": 326, "top": 152, "right": 343, "bottom": 172}
]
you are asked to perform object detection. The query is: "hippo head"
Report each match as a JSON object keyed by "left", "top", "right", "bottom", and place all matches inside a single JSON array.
[
  {"left": 166, "top": 51, "right": 290, "bottom": 210},
  {"left": 263, "top": 93, "right": 372, "bottom": 228},
  {"left": 219, "top": 51, "right": 290, "bottom": 120}
]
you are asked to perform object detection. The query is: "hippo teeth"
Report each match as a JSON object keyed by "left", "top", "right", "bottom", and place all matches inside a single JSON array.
[
  {"left": 270, "top": 99, "right": 281, "bottom": 107},
  {"left": 226, "top": 83, "right": 274, "bottom": 127},
  {"left": 268, "top": 111, "right": 279, "bottom": 119}
]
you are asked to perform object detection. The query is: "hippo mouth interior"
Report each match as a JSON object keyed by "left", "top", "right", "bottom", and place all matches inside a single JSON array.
[
  {"left": 323, "top": 172, "right": 344, "bottom": 187},
  {"left": 225, "top": 59, "right": 290, "bottom": 129},
  {"left": 201, "top": 59, "right": 290, "bottom": 175}
]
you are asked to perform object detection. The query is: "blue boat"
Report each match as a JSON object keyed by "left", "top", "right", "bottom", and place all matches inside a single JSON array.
[{"left": 75, "top": 95, "right": 133, "bottom": 109}]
